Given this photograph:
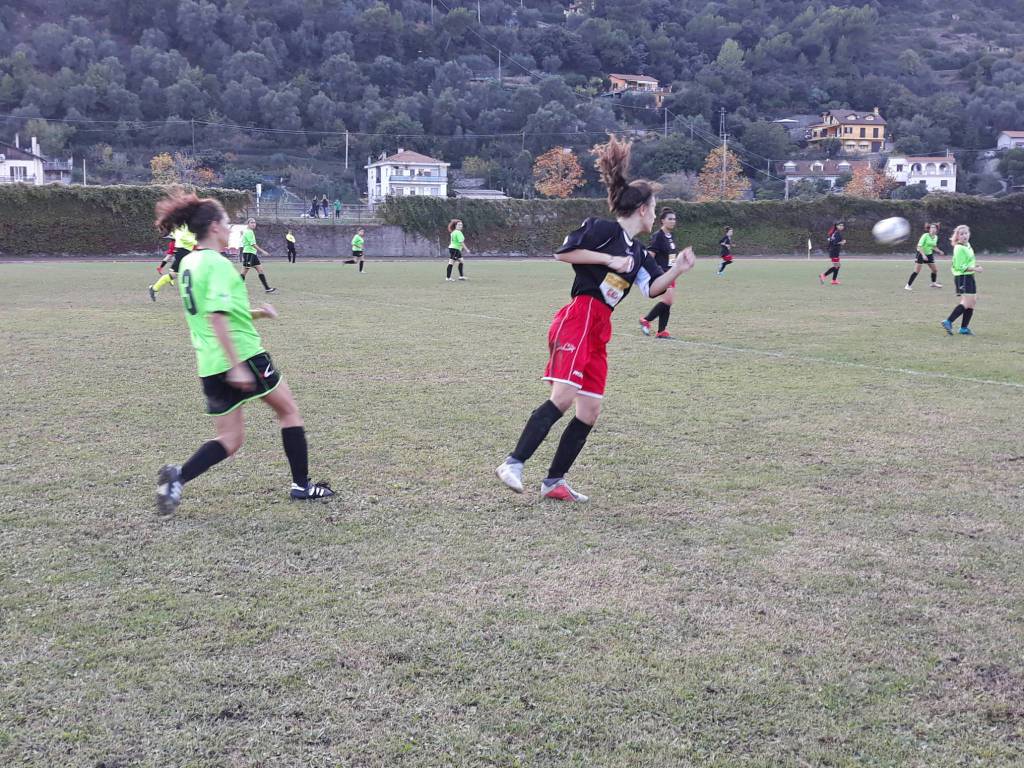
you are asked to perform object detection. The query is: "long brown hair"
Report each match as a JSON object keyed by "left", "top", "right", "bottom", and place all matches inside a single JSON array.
[
  {"left": 448, "top": 219, "right": 462, "bottom": 233},
  {"left": 154, "top": 190, "right": 226, "bottom": 240},
  {"left": 592, "top": 135, "right": 659, "bottom": 216}
]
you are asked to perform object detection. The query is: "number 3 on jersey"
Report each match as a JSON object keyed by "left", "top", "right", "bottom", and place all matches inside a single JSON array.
[{"left": 180, "top": 269, "right": 198, "bottom": 315}]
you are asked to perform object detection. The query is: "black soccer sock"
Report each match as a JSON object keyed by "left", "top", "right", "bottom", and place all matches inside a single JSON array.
[
  {"left": 446, "top": 264, "right": 453, "bottom": 279},
  {"left": 458, "top": 262, "right": 464, "bottom": 277},
  {"left": 947, "top": 305, "right": 965, "bottom": 323},
  {"left": 546, "top": 417, "right": 594, "bottom": 480},
  {"left": 907, "top": 271, "right": 918, "bottom": 286},
  {"left": 281, "top": 426, "right": 309, "bottom": 487},
  {"left": 510, "top": 400, "right": 564, "bottom": 464},
  {"left": 258, "top": 273, "right": 270, "bottom": 290},
  {"left": 180, "top": 440, "right": 229, "bottom": 483},
  {"left": 929, "top": 271, "right": 937, "bottom": 283},
  {"left": 240, "top": 271, "right": 246, "bottom": 280},
  {"left": 832, "top": 266, "right": 840, "bottom": 280},
  {"left": 358, "top": 260, "right": 364, "bottom": 272},
  {"left": 719, "top": 260, "right": 729, "bottom": 273},
  {"left": 644, "top": 302, "right": 664, "bottom": 323},
  {"left": 658, "top": 304, "right": 671, "bottom": 333},
  {"left": 961, "top": 307, "right": 974, "bottom": 328}
]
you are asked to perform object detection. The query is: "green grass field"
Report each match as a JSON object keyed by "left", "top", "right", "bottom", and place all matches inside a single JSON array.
[{"left": 2, "top": 258, "right": 1023, "bottom": 767}]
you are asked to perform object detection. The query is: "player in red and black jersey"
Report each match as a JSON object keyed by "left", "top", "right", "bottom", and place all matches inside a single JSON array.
[
  {"left": 638, "top": 208, "right": 678, "bottom": 339},
  {"left": 717, "top": 227, "right": 734, "bottom": 275},
  {"left": 820, "top": 222, "right": 845, "bottom": 285},
  {"left": 495, "top": 135, "right": 696, "bottom": 502}
]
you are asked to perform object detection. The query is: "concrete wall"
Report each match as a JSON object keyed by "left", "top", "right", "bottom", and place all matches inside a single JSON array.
[{"left": 250, "top": 222, "right": 444, "bottom": 259}]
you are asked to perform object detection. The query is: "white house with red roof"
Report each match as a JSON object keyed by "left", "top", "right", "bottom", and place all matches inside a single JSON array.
[
  {"left": 0, "top": 135, "right": 73, "bottom": 185},
  {"left": 996, "top": 130, "right": 1024, "bottom": 150},
  {"left": 884, "top": 152, "right": 957, "bottom": 192},
  {"left": 365, "top": 148, "right": 449, "bottom": 205}
]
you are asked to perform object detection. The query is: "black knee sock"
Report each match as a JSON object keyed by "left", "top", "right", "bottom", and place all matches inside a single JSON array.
[
  {"left": 719, "top": 260, "right": 729, "bottom": 273},
  {"left": 644, "top": 302, "right": 664, "bottom": 323},
  {"left": 458, "top": 262, "right": 464, "bottom": 277},
  {"left": 446, "top": 264, "right": 453, "bottom": 279},
  {"left": 510, "top": 400, "right": 564, "bottom": 464},
  {"left": 258, "top": 273, "right": 270, "bottom": 289},
  {"left": 240, "top": 271, "right": 247, "bottom": 281},
  {"left": 929, "top": 271, "right": 937, "bottom": 283},
  {"left": 658, "top": 304, "right": 671, "bottom": 333},
  {"left": 833, "top": 266, "right": 840, "bottom": 280},
  {"left": 947, "top": 304, "right": 965, "bottom": 323},
  {"left": 281, "top": 426, "right": 309, "bottom": 487},
  {"left": 907, "top": 271, "right": 918, "bottom": 286},
  {"left": 358, "top": 260, "right": 364, "bottom": 272},
  {"left": 546, "top": 417, "right": 594, "bottom": 480},
  {"left": 961, "top": 307, "right": 974, "bottom": 328},
  {"left": 180, "top": 440, "right": 229, "bottom": 483}
]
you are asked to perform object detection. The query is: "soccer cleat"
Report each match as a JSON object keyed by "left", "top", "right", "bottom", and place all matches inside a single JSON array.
[
  {"left": 290, "top": 480, "right": 335, "bottom": 500},
  {"left": 655, "top": 330, "right": 672, "bottom": 339},
  {"left": 445, "top": 277, "right": 453, "bottom": 282},
  {"left": 959, "top": 327, "right": 975, "bottom": 335},
  {"left": 148, "top": 285, "right": 157, "bottom": 301},
  {"left": 819, "top": 273, "right": 826, "bottom": 285},
  {"left": 831, "top": 280, "right": 841, "bottom": 285},
  {"left": 458, "top": 276, "right": 468, "bottom": 281},
  {"left": 941, "top": 319, "right": 954, "bottom": 335},
  {"left": 904, "top": 285, "right": 912, "bottom": 291},
  {"left": 156, "top": 464, "right": 183, "bottom": 516},
  {"left": 639, "top": 317, "right": 651, "bottom": 336},
  {"left": 495, "top": 459, "right": 524, "bottom": 493},
  {"left": 540, "top": 478, "right": 589, "bottom": 502},
  {"left": 932, "top": 282, "right": 943, "bottom": 288},
  {"left": 265, "top": 287, "right": 278, "bottom": 293}
]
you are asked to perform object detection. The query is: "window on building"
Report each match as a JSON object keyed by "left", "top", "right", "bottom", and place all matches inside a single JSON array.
[
  {"left": 941, "top": 180, "right": 948, "bottom": 187},
  {"left": 10, "top": 166, "right": 26, "bottom": 180},
  {"left": 895, "top": 164, "right": 904, "bottom": 172},
  {"left": 872, "top": 128, "right": 879, "bottom": 138},
  {"left": 860, "top": 127, "right": 866, "bottom": 138}
]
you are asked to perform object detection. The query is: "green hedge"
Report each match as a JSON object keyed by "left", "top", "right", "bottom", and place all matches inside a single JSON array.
[
  {"left": 0, "top": 184, "right": 251, "bottom": 256},
  {"left": 381, "top": 195, "right": 1024, "bottom": 255}
]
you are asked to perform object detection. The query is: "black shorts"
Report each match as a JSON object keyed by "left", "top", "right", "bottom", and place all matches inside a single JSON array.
[
  {"left": 352, "top": 250, "right": 363, "bottom": 259},
  {"left": 242, "top": 252, "right": 261, "bottom": 267},
  {"left": 915, "top": 253, "right": 935, "bottom": 265},
  {"left": 954, "top": 275, "right": 976, "bottom": 295},
  {"left": 449, "top": 248, "right": 463, "bottom": 260},
  {"left": 170, "top": 247, "right": 191, "bottom": 273},
  {"left": 201, "top": 352, "right": 281, "bottom": 415}
]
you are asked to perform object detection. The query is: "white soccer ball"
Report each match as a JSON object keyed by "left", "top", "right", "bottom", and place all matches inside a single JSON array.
[{"left": 872, "top": 216, "right": 910, "bottom": 244}]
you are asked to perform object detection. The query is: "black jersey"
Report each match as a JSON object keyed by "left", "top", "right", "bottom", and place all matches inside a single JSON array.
[
  {"left": 719, "top": 234, "right": 732, "bottom": 257},
  {"left": 556, "top": 217, "right": 665, "bottom": 310},
  {"left": 827, "top": 230, "right": 844, "bottom": 258},
  {"left": 647, "top": 229, "right": 677, "bottom": 271}
]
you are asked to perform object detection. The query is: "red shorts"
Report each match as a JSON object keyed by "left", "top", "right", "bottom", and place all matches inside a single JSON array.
[
  {"left": 543, "top": 295, "right": 612, "bottom": 398},
  {"left": 722, "top": 254, "right": 733, "bottom": 262},
  {"left": 830, "top": 257, "right": 841, "bottom": 263}
]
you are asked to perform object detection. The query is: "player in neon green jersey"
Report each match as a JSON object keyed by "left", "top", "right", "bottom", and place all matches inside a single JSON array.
[
  {"left": 904, "top": 222, "right": 944, "bottom": 291},
  {"left": 940, "top": 224, "right": 982, "bottom": 336},
  {"left": 148, "top": 224, "right": 196, "bottom": 300},
  {"left": 446, "top": 219, "right": 468, "bottom": 281},
  {"left": 152, "top": 192, "right": 333, "bottom": 515},
  {"left": 239, "top": 218, "right": 277, "bottom": 292},
  {"left": 351, "top": 228, "right": 366, "bottom": 273}
]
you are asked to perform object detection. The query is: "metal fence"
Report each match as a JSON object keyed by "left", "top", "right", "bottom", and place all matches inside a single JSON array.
[{"left": 242, "top": 200, "right": 382, "bottom": 224}]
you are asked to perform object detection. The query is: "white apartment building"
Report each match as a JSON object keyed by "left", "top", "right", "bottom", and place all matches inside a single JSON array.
[
  {"left": 365, "top": 149, "right": 449, "bottom": 205},
  {"left": 884, "top": 153, "right": 957, "bottom": 192},
  {"left": 0, "top": 135, "right": 72, "bottom": 185}
]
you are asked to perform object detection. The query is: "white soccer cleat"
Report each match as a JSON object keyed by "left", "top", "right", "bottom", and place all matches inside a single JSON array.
[
  {"left": 495, "top": 460, "right": 524, "bottom": 493},
  {"left": 932, "top": 282, "right": 943, "bottom": 288},
  {"left": 904, "top": 285, "right": 912, "bottom": 291},
  {"left": 540, "top": 478, "right": 589, "bottom": 502}
]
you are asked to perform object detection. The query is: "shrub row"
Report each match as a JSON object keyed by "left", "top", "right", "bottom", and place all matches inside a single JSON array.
[
  {"left": 381, "top": 195, "right": 1024, "bottom": 255},
  {"left": 0, "top": 184, "right": 251, "bottom": 256}
]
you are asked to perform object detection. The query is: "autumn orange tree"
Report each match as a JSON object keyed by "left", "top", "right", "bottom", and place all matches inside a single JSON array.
[
  {"left": 532, "top": 147, "right": 585, "bottom": 198},
  {"left": 695, "top": 145, "right": 750, "bottom": 201},
  {"left": 843, "top": 165, "right": 893, "bottom": 199}
]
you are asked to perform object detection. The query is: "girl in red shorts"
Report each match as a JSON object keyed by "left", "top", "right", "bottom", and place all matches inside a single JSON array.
[{"left": 495, "top": 135, "right": 696, "bottom": 502}]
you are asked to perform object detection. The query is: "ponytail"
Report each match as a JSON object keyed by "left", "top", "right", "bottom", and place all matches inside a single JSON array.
[
  {"left": 592, "top": 135, "right": 658, "bottom": 216},
  {"left": 155, "top": 189, "right": 227, "bottom": 241}
]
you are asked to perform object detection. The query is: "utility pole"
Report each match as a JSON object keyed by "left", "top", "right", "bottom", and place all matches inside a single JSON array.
[
  {"left": 430, "top": 0, "right": 434, "bottom": 23},
  {"left": 498, "top": 50, "right": 502, "bottom": 85},
  {"left": 191, "top": 118, "right": 196, "bottom": 156},
  {"left": 477, "top": 0, "right": 481, "bottom": 23},
  {"left": 345, "top": 131, "right": 349, "bottom": 170},
  {"left": 663, "top": 107, "right": 668, "bottom": 137},
  {"left": 720, "top": 107, "right": 727, "bottom": 200},
  {"left": 82, "top": 157, "right": 87, "bottom": 186}
]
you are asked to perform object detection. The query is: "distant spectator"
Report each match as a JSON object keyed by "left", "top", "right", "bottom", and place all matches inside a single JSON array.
[
  {"left": 333, "top": 198, "right": 342, "bottom": 219},
  {"left": 321, "top": 194, "right": 329, "bottom": 218},
  {"left": 309, "top": 199, "right": 319, "bottom": 218}
]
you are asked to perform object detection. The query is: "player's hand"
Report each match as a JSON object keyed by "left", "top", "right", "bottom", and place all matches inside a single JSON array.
[
  {"left": 156, "top": 265, "right": 164, "bottom": 273},
  {"left": 226, "top": 362, "right": 257, "bottom": 392},
  {"left": 258, "top": 303, "right": 278, "bottom": 319},
  {"left": 973, "top": 265, "right": 983, "bottom": 273},
  {"left": 607, "top": 255, "right": 633, "bottom": 273},
  {"left": 675, "top": 247, "right": 696, "bottom": 273}
]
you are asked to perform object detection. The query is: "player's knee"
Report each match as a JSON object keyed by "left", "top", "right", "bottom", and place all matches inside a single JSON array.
[
  {"left": 219, "top": 429, "right": 244, "bottom": 456},
  {"left": 575, "top": 397, "right": 602, "bottom": 425}
]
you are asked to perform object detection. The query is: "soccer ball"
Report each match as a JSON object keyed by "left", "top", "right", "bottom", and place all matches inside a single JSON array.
[{"left": 872, "top": 217, "right": 910, "bottom": 244}]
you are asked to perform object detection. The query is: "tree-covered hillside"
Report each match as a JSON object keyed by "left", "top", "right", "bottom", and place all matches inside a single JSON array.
[{"left": 1, "top": 0, "right": 1022, "bottom": 196}]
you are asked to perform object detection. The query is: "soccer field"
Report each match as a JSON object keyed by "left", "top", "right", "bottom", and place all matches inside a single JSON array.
[{"left": 3, "top": 258, "right": 1023, "bottom": 766}]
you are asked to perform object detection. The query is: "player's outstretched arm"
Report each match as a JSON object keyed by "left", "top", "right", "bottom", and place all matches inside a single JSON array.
[{"left": 555, "top": 249, "right": 633, "bottom": 273}]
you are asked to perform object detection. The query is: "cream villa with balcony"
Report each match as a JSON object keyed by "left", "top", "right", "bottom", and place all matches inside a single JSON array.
[
  {"left": 884, "top": 153, "right": 957, "bottom": 192},
  {"left": 366, "top": 149, "right": 449, "bottom": 205}
]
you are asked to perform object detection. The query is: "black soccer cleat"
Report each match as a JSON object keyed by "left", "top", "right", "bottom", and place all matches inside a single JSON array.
[
  {"left": 156, "top": 464, "right": 183, "bottom": 516},
  {"left": 148, "top": 285, "right": 157, "bottom": 302},
  {"left": 290, "top": 480, "right": 335, "bottom": 500}
]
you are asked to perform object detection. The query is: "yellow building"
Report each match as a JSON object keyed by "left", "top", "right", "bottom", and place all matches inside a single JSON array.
[
  {"left": 607, "top": 74, "right": 671, "bottom": 109},
  {"left": 808, "top": 108, "right": 887, "bottom": 154}
]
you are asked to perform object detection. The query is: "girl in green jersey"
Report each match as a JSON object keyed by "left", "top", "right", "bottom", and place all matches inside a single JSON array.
[
  {"left": 941, "top": 224, "right": 982, "bottom": 336},
  {"left": 152, "top": 192, "right": 334, "bottom": 515},
  {"left": 905, "top": 222, "right": 944, "bottom": 291},
  {"left": 446, "top": 219, "right": 468, "bottom": 281}
]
